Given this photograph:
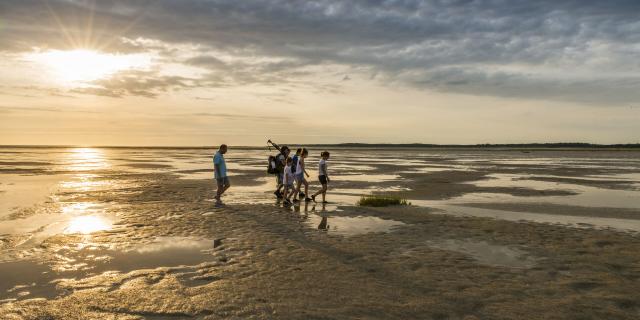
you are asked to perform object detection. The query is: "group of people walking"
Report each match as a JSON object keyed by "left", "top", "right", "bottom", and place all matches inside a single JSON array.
[
  {"left": 268, "top": 140, "right": 330, "bottom": 206},
  {"left": 212, "top": 140, "right": 330, "bottom": 207}
]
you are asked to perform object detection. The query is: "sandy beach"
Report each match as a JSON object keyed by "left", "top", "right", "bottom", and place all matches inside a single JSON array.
[
  {"left": 4, "top": 1, "right": 640, "bottom": 318},
  {"left": 1, "top": 147, "right": 639, "bottom": 319}
]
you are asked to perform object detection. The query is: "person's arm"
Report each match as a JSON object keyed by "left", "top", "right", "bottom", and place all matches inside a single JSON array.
[{"left": 302, "top": 158, "right": 310, "bottom": 177}]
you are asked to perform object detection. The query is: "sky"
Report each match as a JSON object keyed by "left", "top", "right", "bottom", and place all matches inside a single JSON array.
[{"left": 1, "top": 0, "right": 639, "bottom": 146}]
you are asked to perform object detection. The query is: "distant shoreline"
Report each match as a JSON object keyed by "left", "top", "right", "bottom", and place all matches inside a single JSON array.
[{"left": 1, "top": 143, "right": 639, "bottom": 150}]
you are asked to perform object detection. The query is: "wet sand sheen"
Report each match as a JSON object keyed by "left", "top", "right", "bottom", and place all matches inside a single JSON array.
[{"left": 1, "top": 147, "right": 640, "bottom": 319}]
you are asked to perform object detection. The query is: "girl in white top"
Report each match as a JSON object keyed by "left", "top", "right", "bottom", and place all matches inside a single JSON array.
[
  {"left": 294, "top": 148, "right": 311, "bottom": 202},
  {"left": 311, "top": 151, "right": 330, "bottom": 203},
  {"left": 283, "top": 157, "right": 295, "bottom": 205}
]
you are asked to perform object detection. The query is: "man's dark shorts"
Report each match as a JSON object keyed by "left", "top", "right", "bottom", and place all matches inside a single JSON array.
[
  {"left": 276, "top": 172, "right": 284, "bottom": 185},
  {"left": 216, "top": 176, "right": 230, "bottom": 187},
  {"left": 318, "top": 175, "right": 328, "bottom": 185}
]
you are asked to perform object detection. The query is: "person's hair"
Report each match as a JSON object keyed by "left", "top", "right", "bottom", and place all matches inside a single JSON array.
[
  {"left": 220, "top": 144, "right": 227, "bottom": 150},
  {"left": 281, "top": 145, "right": 289, "bottom": 153},
  {"left": 301, "top": 148, "right": 308, "bottom": 156},
  {"left": 321, "top": 151, "right": 330, "bottom": 157},
  {"left": 296, "top": 148, "right": 302, "bottom": 155},
  {"left": 286, "top": 157, "right": 293, "bottom": 164}
]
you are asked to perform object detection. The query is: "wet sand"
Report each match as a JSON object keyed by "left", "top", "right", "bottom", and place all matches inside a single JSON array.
[{"left": 1, "top": 147, "right": 640, "bottom": 319}]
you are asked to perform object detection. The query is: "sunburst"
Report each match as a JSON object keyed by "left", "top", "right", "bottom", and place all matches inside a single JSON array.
[{"left": 23, "top": 1, "right": 152, "bottom": 87}]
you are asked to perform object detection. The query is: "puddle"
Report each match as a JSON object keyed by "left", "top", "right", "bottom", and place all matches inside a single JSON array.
[
  {"left": 425, "top": 239, "right": 539, "bottom": 268},
  {"left": 423, "top": 204, "right": 640, "bottom": 233},
  {"left": 303, "top": 214, "right": 405, "bottom": 236},
  {"left": 331, "top": 185, "right": 412, "bottom": 195},
  {"left": 332, "top": 174, "right": 401, "bottom": 182},
  {"left": 417, "top": 173, "right": 640, "bottom": 228},
  {"left": 328, "top": 163, "right": 377, "bottom": 171},
  {"left": 344, "top": 157, "right": 426, "bottom": 166},
  {"left": 0, "top": 237, "right": 215, "bottom": 301},
  {"left": 401, "top": 167, "right": 461, "bottom": 173},
  {"left": 471, "top": 174, "right": 568, "bottom": 190},
  {"left": 0, "top": 201, "right": 118, "bottom": 245},
  {"left": 458, "top": 174, "right": 640, "bottom": 209}
]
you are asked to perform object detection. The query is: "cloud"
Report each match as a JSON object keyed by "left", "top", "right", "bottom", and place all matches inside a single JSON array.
[
  {"left": 2, "top": 0, "right": 640, "bottom": 104},
  {"left": 72, "top": 69, "right": 197, "bottom": 98}
]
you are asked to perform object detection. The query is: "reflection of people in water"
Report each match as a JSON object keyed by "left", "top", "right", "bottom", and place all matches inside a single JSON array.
[
  {"left": 293, "top": 202, "right": 301, "bottom": 213},
  {"left": 318, "top": 216, "right": 328, "bottom": 230},
  {"left": 311, "top": 202, "right": 327, "bottom": 213}
]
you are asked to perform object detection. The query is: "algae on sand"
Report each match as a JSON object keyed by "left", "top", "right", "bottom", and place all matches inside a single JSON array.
[{"left": 357, "top": 195, "right": 410, "bottom": 207}]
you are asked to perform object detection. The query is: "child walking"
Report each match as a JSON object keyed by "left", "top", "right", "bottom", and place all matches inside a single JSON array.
[
  {"left": 283, "top": 157, "right": 295, "bottom": 205},
  {"left": 291, "top": 148, "right": 305, "bottom": 198},
  {"left": 293, "top": 148, "right": 312, "bottom": 202},
  {"left": 311, "top": 151, "right": 330, "bottom": 203}
]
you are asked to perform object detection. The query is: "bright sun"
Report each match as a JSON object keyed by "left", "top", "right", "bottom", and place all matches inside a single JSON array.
[{"left": 27, "top": 49, "right": 151, "bottom": 86}]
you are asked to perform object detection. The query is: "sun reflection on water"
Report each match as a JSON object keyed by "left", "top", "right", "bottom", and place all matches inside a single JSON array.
[
  {"left": 56, "top": 148, "right": 116, "bottom": 237},
  {"left": 65, "top": 216, "right": 112, "bottom": 234},
  {"left": 59, "top": 173, "right": 109, "bottom": 191},
  {"left": 62, "top": 202, "right": 96, "bottom": 215},
  {"left": 66, "top": 148, "right": 109, "bottom": 171}
]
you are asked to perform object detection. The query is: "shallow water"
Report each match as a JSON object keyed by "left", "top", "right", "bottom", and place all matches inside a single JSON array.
[
  {"left": 331, "top": 173, "right": 401, "bottom": 182},
  {"left": 427, "top": 204, "right": 640, "bottom": 233},
  {"left": 3, "top": 147, "right": 640, "bottom": 233},
  {"left": 303, "top": 214, "right": 405, "bottom": 236},
  {"left": 463, "top": 173, "right": 640, "bottom": 208},
  {"left": 0, "top": 236, "right": 215, "bottom": 301},
  {"left": 2, "top": 146, "right": 640, "bottom": 302}
]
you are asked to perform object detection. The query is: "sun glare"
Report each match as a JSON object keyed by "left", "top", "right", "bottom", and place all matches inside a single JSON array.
[
  {"left": 66, "top": 215, "right": 112, "bottom": 234},
  {"left": 27, "top": 49, "right": 151, "bottom": 86},
  {"left": 66, "top": 148, "right": 109, "bottom": 171}
]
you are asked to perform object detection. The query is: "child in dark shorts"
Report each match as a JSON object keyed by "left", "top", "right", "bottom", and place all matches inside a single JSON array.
[{"left": 311, "top": 151, "right": 330, "bottom": 203}]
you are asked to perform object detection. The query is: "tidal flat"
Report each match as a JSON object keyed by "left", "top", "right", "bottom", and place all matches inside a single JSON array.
[{"left": 1, "top": 147, "right": 639, "bottom": 319}]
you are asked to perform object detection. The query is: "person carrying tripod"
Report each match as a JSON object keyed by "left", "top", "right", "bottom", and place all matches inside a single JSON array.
[{"left": 267, "top": 139, "right": 290, "bottom": 199}]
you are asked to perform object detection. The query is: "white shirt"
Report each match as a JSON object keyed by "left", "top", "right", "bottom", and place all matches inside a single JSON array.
[
  {"left": 318, "top": 159, "right": 327, "bottom": 176},
  {"left": 295, "top": 157, "right": 303, "bottom": 175},
  {"left": 284, "top": 165, "right": 294, "bottom": 184}
]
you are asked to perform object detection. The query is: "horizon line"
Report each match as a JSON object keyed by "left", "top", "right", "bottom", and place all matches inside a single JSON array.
[{"left": 1, "top": 142, "right": 639, "bottom": 149}]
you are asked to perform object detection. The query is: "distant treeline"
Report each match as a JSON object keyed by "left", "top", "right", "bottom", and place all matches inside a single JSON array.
[
  {"left": 305, "top": 143, "right": 640, "bottom": 149},
  {"left": 1, "top": 143, "right": 639, "bottom": 149}
]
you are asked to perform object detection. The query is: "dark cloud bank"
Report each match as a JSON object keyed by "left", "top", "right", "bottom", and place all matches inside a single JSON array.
[{"left": 1, "top": 0, "right": 639, "bottom": 104}]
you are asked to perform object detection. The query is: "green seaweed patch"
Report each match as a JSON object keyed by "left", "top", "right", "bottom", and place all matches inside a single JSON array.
[{"left": 357, "top": 195, "right": 411, "bottom": 207}]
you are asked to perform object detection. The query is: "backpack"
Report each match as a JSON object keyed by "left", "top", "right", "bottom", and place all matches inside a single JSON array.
[
  {"left": 267, "top": 155, "right": 277, "bottom": 174},
  {"left": 275, "top": 154, "right": 285, "bottom": 172},
  {"left": 291, "top": 155, "right": 299, "bottom": 173},
  {"left": 267, "top": 154, "right": 285, "bottom": 174}
]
